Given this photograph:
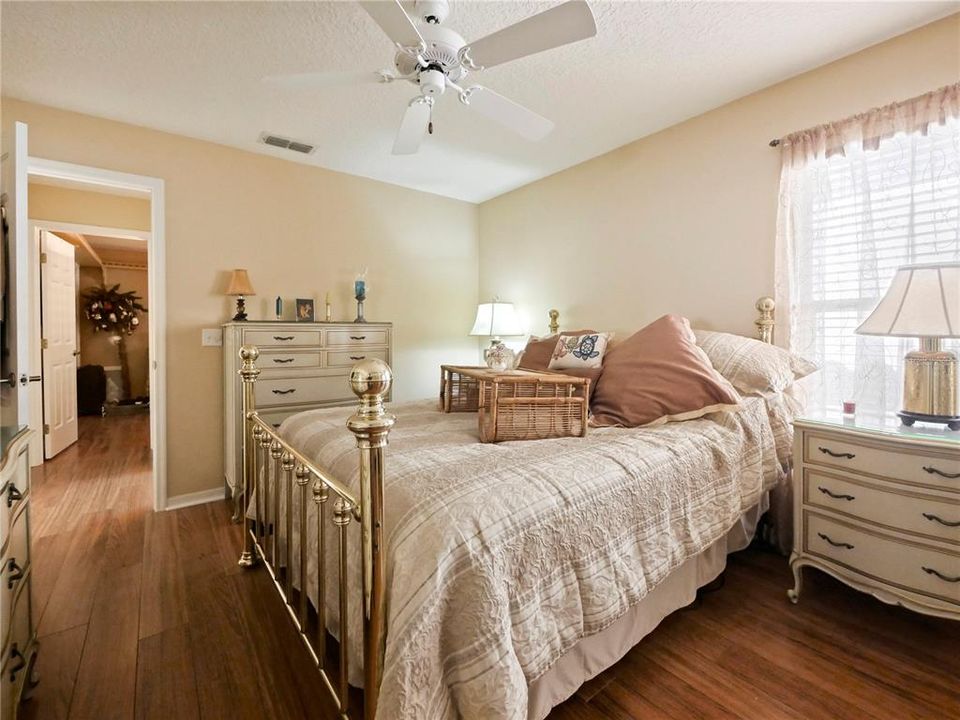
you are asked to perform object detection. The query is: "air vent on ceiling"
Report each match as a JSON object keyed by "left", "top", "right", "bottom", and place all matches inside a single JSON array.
[{"left": 259, "top": 132, "right": 315, "bottom": 155}]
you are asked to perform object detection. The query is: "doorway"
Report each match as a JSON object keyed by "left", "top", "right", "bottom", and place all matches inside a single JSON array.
[
  {"left": 25, "top": 157, "right": 167, "bottom": 511},
  {"left": 30, "top": 220, "right": 151, "bottom": 462}
]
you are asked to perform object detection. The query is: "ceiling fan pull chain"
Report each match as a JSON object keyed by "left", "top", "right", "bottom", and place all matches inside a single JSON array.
[{"left": 428, "top": 104, "right": 434, "bottom": 135}]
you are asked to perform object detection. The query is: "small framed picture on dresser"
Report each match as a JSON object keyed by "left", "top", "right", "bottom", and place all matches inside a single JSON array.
[{"left": 296, "top": 298, "right": 315, "bottom": 322}]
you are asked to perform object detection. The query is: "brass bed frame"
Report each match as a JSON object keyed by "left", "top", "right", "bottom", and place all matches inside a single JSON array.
[{"left": 234, "top": 297, "right": 777, "bottom": 719}]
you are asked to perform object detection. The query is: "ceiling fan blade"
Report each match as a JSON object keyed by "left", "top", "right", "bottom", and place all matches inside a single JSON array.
[
  {"left": 463, "top": 86, "right": 554, "bottom": 141},
  {"left": 463, "top": 0, "right": 596, "bottom": 70},
  {"left": 358, "top": 0, "right": 424, "bottom": 49},
  {"left": 262, "top": 70, "right": 384, "bottom": 90},
  {"left": 393, "top": 98, "right": 432, "bottom": 155}
]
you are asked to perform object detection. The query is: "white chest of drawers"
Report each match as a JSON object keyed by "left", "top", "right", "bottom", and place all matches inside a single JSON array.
[
  {"left": 223, "top": 321, "right": 392, "bottom": 494},
  {"left": 790, "top": 414, "right": 959, "bottom": 620},
  {"left": 1, "top": 427, "right": 37, "bottom": 720}
]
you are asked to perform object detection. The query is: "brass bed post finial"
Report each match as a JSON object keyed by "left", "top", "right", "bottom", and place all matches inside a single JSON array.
[
  {"left": 755, "top": 297, "right": 775, "bottom": 345},
  {"left": 238, "top": 345, "right": 261, "bottom": 568},
  {"left": 345, "top": 359, "right": 396, "bottom": 720},
  {"left": 549, "top": 309, "right": 559, "bottom": 335}
]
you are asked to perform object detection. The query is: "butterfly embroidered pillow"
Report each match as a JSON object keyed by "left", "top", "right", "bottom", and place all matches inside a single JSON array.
[{"left": 549, "top": 332, "right": 612, "bottom": 370}]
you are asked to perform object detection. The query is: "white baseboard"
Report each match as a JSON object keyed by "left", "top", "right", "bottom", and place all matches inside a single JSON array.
[{"left": 164, "top": 487, "right": 227, "bottom": 511}]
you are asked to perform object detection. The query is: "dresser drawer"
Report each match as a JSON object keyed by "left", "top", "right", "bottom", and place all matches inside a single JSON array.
[
  {"left": 2, "top": 583, "right": 34, "bottom": 718},
  {"left": 805, "top": 470, "right": 960, "bottom": 545},
  {"left": 244, "top": 329, "right": 321, "bottom": 347},
  {"left": 805, "top": 513, "right": 960, "bottom": 605},
  {"left": 1, "top": 506, "right": 30, "bottom": 650},
  {"left": 326, "top": 349, "right": 388, "bottom": 368},
  {"left": 254, "top": 375, "right": 353, "bottom": 408},
  {"left": 804, "top": 431, "right": 960, "bottom": 491},
  {"left": 325, "top": 329, "right": 387, "bottom": 347},
  {"left": 259, "top": 352, "right": 322, "bottom": 370},
  {"left": 0, "top": 447, "right": 30, "bottom": 551}
]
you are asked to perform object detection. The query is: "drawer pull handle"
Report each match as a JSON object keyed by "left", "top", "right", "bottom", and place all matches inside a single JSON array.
[
  {"left": 349, "top": 335, "right": 366, "bottom": 341},
  {"left": 6, "top": 558, "right": 24, "bottom": 589},
  {"left": 817, "top": 532, "right": 854, "bottom": 550},
  {"left": 922, "top": 512, "right": 960, "bottom": 528},
  {"left": 349, "top": 355, "right": 366, "bottom": 361},
  {"left": 6, "top": 484, "right": 22, "bottom": 508},
  {"left": 922, "top": 466, "right": 960, "bottom": 479},
  {"left": 273, "top": 335, "right": 295, "bottom": 341},
  {"left": 272, "top": 358, "right": 295, "bottom": 364},
  {"left": 271, "top": 389, "right": 296, "bottom": 395},
  {"left": 818, "top": 486, "right": 855, "bottom": 501},
  {"left": 922, "top": 566, "right": 960, "bottom": 583},
  {"left": 818, "top": 446, "right": 856, "bottom": 460},
  {"left": 7, "top": 645, "right": 25, "bottom": 682}
]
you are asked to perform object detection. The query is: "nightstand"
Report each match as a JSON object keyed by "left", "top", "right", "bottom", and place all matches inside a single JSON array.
[{"left": 790, "top": 411, "right": 959, "bottom": 620}]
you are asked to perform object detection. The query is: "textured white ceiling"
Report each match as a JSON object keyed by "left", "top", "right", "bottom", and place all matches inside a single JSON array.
[{"left": 3, "top": 1, "right": 956, "bottom": 203}]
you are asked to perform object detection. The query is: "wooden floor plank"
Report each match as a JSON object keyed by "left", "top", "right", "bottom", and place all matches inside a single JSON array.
[
  {"left": 138, "top": 508, "right": 187, "bottom": 639},
  {"left": 20, "top": 624, "right": 87, "bottom": 720},
  {"left": 68, "top": 562, "right": 142, "bottom": 720},
  {"left": 135, "top": 626, "right": 200, "bottom": 720}
]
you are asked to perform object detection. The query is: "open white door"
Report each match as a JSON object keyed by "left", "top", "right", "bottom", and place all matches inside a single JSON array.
[
  {"left": 0, "top": 121, "right": 33, "bottom": 430},
  {"left": 40, "top": 230, "right": 79, "bottom": 457}
]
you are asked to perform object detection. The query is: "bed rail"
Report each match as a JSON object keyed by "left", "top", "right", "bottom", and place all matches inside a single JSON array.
[{"left": 235, "top": 345, "right": 394, "bottom": 720}]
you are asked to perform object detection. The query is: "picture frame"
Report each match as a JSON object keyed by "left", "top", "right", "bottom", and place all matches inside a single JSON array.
[{"left": 295, "top": 298, "right": 315, "bottom": 322}]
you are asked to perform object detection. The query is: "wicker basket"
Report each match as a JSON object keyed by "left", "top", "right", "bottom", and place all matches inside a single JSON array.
[{"left": 440, "top": 365, "right": 589, "bottom": 442}]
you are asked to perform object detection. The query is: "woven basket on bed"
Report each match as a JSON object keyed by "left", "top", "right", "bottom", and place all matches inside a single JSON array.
[{"left": 439, "top": 365, "right": 590, "bottom": 442}]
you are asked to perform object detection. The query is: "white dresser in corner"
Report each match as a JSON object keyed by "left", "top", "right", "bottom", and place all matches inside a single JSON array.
[
  {"left": 223, "top": 321, "right": 392, "bottom": 495},
  {"left": 1, "top": 427, "right": 37, "bottom": 720},
  {"left": 790, "top": 412, "right": 959, "bottom": 620}
]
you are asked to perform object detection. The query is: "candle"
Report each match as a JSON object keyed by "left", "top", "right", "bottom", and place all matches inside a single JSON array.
[
  {"left": 355, "top": 279, "right": 365, "bottom": 298},
  {"left": 275, "top": 296, "right": 282, "bottom": 320},
  {"left": 325, "top": 291, "right": 332, "bottom": 321}
]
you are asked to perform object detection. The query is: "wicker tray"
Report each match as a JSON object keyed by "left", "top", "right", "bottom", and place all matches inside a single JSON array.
[{"left": 439, "top": 365, "right": 590, "bottom": 442}]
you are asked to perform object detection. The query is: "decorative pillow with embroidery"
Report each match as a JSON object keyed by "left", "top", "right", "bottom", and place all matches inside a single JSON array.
[{"left": 548, "top": 332, "right": 612, "bottom": 370}]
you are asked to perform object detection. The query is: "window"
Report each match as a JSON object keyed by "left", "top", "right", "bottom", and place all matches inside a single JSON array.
[{"left": 787, "top": 117, "right": 960, "bottom": 417}]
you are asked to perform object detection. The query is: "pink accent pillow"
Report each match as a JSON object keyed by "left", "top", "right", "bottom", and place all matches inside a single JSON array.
[{"left": 591, "top": 315, "right": 741, "bottom": 428}]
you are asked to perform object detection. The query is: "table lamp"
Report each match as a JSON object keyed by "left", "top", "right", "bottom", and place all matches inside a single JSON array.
[
  {"left": 470, "top": 300, "right": 523, "bottom": 369},
  {"left": 226, "top": 268, "right": 256, "bottom": 322},
  {"left": 856, "top": 262, "right": 959, "bottom": 430}
]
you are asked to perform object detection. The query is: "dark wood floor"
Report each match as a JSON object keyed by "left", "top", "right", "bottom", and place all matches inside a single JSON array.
[{"left": 22, "top": 413, "right": 960, "bottom": 719}]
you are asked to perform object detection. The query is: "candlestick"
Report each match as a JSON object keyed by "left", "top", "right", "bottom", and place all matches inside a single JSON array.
[{"left": 275, "top": 296, "right": 282, "bottom": 321}]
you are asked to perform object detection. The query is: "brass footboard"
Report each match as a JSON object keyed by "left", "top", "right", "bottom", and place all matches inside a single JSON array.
[{"left": 235, "top": 345, "right": 395, "bottom": 720}]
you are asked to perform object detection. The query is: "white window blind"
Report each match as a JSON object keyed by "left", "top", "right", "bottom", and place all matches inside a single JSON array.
[{"left": 789, "top": 117, "right": 960, "bottom": 417}]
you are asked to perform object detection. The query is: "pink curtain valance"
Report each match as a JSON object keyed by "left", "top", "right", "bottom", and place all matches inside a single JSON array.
[{"left": 778, "top": 82, "right": 960, "bottom": 167}]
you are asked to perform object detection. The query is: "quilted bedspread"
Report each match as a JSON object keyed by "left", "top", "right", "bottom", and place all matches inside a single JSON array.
[{"left": 276, "top": 393, "right": 795, "bottom": 719}]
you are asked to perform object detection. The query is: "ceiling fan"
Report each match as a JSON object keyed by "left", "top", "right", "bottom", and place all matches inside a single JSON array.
[{"left": 272, "top": 0, "right": 597, "bottom": 155}]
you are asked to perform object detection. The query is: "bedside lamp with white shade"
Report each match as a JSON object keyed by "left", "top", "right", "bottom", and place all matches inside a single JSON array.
[
  {"left": 470, "top": 300, "right": 524, "bottom": 370},
  {"left": 856, "top": 262, "right": 960, "bottom": 430}
]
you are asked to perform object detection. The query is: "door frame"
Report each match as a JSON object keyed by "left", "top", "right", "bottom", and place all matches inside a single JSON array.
[
  {"left": 27, "top": 157, "right": 167, "bottom": 512},
  {"left": 27, "top": 220, "right": 152, "bottom": 466}
]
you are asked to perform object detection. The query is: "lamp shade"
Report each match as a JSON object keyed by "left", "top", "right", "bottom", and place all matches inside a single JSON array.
[
  {"left": 226, "top": 268, "right": 256, "bottom": 296},
  {"left": 469, "top": 302, "right": 523, "bottom": 337},
  {"left": 856, "top": 262, "right": 959, "bottom": 338}
]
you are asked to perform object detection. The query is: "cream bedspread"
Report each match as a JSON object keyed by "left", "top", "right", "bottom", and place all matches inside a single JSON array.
[{"left": 276, "top": 394, "right": 795, "bottom": 720}]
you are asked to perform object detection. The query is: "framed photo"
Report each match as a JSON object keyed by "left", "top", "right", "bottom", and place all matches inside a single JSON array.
[{"left": 296, "top": 298, "right": 315, "bottom": 322}]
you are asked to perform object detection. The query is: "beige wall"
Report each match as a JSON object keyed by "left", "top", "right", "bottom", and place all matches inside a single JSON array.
[
  {"left": 5, "top": 97, "right": 480, "bottom": 499},
  {"left": 479, "top": 14, "right": 960, "bottom": 341},
  {"left": 29, "top": 183, "right": 151, "bottom": 231},
  {"left": 77, "top": 265, "right": 150, "bottom": 399}
]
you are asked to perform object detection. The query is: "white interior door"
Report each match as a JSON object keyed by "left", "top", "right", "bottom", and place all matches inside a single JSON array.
[
  {"left": 0, "top": 121, "right": 32, "bottom": 430},
  {"left": 40, "top": 230, "right": 79, "bottom": 457}
]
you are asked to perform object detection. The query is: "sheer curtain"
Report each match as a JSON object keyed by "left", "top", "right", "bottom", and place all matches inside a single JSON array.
[{"left": 775, "top": 84, "right": 960, "bottom": 418}]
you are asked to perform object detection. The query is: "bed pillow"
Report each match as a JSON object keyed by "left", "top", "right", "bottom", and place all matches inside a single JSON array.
[
  {"left": 518, "top": 330, "right": 603, "bottom": 396},
  {"left": 518, "top": 330, "right": 596, "bottom": 371},
  {"left": 549, "top": 332, "right": 612, "bottom": 370},
  {"left": 591, "top": 315, "right": 741, "bottom": 428},
  {"left": 693, "top": 329, "right": 818, "bottom": 396}
]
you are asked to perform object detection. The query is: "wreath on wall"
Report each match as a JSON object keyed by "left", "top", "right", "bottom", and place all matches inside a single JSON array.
[{"left": 81, "top": 284, "right": 147, "bottom": 400}]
